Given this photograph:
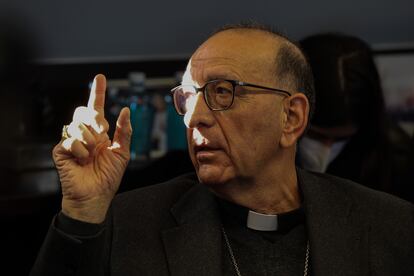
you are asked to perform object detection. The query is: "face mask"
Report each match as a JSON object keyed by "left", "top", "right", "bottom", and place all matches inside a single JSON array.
[{"left": 298, "top": 136, "right": 348, "bottom": 173}]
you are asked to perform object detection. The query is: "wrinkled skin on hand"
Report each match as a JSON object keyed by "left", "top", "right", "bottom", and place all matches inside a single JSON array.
[{"left": 52, "top": 74, "right": 132, "bottom": 223}]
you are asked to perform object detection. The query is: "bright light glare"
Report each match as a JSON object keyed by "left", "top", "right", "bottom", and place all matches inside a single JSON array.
[
  {"left": 67, "top": 124, "right": 83, "bottom": 141},
  {"left": 72, "top": 107, "right": 104, "bottom": 134},
  {"left": 181, "top": 61, "right": 203, "bottom": 128},
  {"left": 181, "top": 61, "right": 199, "bottom": 86},
  {"left": 62, "top": 137, "right": 73, "bottom": 150},
  {"left": 109, "top": 142, "right": 121, "bottom": 150},
  {"left": 192, "top": 128, "right": 207, "bottom": 146}
]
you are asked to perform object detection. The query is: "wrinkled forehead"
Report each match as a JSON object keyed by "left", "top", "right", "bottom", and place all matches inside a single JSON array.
[{"left": 183, "top": 30, "right": 280, "bottom": 85}]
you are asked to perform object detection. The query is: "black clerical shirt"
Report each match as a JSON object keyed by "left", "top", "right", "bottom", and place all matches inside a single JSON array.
[{"left": 217, "top": 198, "right": 308, "bottom": 276}]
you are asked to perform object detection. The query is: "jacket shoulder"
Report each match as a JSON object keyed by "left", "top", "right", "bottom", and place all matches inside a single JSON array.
[
  {"left": 303, "top": 170, "right": 414, "bottom": 234},
  {"left": 112, "top": 172, "right": 198, "bottom": 215}
]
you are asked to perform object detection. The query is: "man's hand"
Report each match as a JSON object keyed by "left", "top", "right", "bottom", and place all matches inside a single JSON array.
[{"left": 53, "top": 74, "right": 132, "bottom": 223}]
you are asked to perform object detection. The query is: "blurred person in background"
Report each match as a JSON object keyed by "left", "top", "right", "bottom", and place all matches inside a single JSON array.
[{"left": 298, "top": 33, "right": 414, "bottom": 203}]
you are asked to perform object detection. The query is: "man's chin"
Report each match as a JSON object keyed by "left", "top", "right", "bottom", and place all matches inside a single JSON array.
[{"left": 196, "top": 164, "right": 233, "bottom": 186}]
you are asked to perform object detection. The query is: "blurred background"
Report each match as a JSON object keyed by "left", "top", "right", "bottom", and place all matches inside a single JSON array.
[{"left": 0, "top": 0, "right": 413, "bottom": 274}]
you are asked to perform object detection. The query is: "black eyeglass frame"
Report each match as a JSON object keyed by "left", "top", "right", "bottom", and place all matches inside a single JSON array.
[{"left": 170, "top": 79, "right": 292, "bottom": 115}]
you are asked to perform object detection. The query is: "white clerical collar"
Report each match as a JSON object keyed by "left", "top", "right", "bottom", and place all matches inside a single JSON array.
[{"left": 247, "top": 210, "right": 278, "bottom": 231}]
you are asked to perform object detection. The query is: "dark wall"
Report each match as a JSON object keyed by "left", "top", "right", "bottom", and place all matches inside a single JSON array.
[{"left": 1, "top": 0, "right": 414, "bottom": 62}]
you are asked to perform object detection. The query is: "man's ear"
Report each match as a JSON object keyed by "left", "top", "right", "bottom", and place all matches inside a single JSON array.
[{"left": 280, "top": 93, "right": 309, "bottom": 148}]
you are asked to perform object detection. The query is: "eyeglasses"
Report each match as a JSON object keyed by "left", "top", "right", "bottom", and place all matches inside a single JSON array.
[{"left": 170, "top": 79, "right": 292, "bottom": 115}]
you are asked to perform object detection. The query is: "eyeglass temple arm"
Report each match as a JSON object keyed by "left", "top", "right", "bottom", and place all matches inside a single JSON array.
[{"left": 237, "top": 81, "right": 292, "bottom": 96}]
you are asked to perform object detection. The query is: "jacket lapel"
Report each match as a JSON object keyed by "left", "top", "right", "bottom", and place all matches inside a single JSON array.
[
  {"left": 161, "top": 184, "right": 222, "bottom": 276},
  {"left": 298, "top": 169, "right": 369, "bottom": 276},
  {"left": 161, "top": 169, "right": 370, "bottom": 275}
]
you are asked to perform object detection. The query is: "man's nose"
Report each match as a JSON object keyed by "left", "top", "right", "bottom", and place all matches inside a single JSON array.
[{"left": 184, "top": 92, "right": 215, "bottom": 129}]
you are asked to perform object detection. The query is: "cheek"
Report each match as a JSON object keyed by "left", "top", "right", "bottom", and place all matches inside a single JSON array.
[{"left": 223, "top": 107, "right": 282, "bottom": 164}]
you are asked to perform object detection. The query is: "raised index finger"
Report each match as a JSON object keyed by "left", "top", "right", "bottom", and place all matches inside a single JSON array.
[{"left": 87, "top": 74, "right": 107, "bottom": 114}]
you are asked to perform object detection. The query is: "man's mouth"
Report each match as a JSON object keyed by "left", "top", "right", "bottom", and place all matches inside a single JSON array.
[
  {"left": 194, "top": 144, "right": 222, "bottom": 161},
  {"left": 194, "top": 144, "right": 219, "bottom": 154}
]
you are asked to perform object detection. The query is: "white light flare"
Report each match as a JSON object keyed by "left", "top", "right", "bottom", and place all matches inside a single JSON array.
[
  {"left": 192, "top": 128, "right": 208, "bottom": 146},
  {"left": 108, "top": 141, "right": 121, "bottom": 150}
]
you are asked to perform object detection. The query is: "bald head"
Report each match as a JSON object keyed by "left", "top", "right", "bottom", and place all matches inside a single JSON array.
[
  {"left": 190, "top": 25, "right": 315, "bottom": 119},
  {"left": 189, "top": 29, "right": 282, "bottom": 87}
]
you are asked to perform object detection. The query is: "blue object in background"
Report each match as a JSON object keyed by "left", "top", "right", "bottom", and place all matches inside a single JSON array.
[
  {"left": 130, "top": 96, "right": 155, "bottom": 159},
  {"left": 166, "top": 97, "right": 187, "bottom": 151}
]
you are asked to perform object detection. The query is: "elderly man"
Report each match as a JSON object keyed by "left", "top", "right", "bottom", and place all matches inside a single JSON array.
[{"left": 31, "top": 25, "right": 413, "bottom": 276}]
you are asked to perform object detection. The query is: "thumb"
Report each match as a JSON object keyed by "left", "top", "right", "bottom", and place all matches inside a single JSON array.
[{"left": 111, "top": 107, "right": 132, "bottom": 154}]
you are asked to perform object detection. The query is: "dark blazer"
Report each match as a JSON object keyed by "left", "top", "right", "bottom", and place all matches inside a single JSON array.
[{"left": 31, "top": 169, "right": 414, "bottom": 276}]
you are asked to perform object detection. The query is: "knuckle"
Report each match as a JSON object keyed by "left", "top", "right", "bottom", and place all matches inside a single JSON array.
[
  {"left": 93, "top": 117, "right": 109, "bottom": 134},
  {"left": 96, "top": 114, "right": 109, "bottom": 128}
]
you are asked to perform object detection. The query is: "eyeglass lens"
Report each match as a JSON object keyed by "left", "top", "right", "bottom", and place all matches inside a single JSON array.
[{"left": 173, "top": 80, "right": 234, "bottom": 115}]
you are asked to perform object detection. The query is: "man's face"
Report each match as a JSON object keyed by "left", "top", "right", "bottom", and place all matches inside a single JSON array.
[{"left": 183, "top": 30, "right": 287, "bottom": 186}]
